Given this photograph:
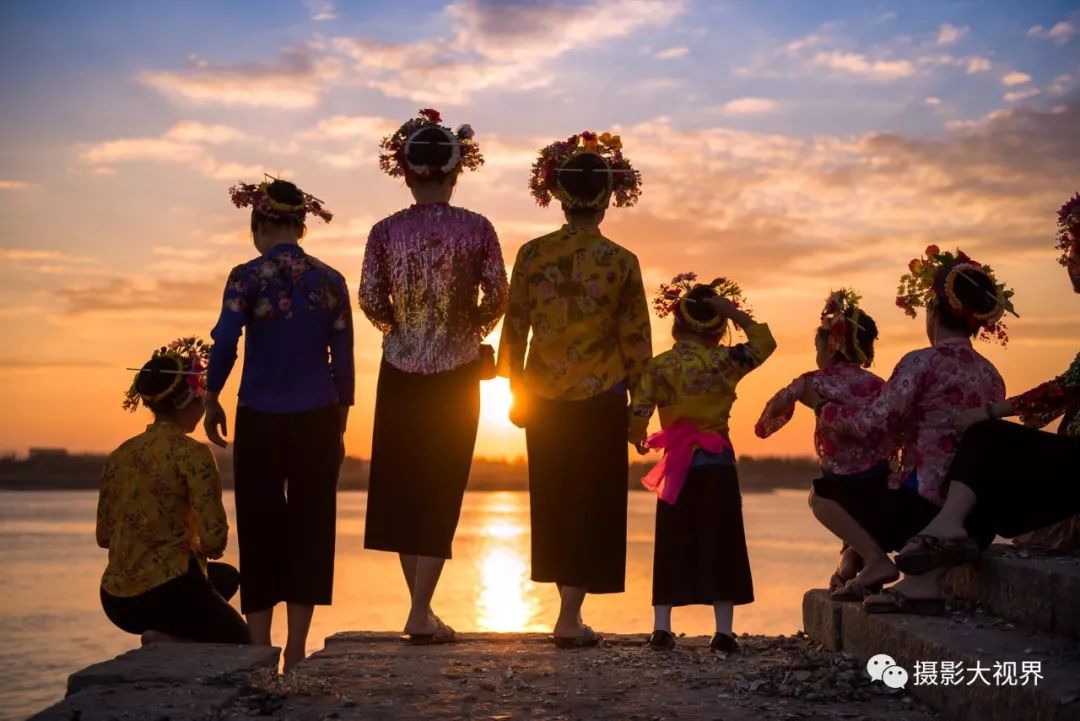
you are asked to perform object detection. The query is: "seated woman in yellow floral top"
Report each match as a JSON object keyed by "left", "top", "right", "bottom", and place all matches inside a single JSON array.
[
  {"left": 498, "top": 131, "right": 651, "bottom": 647},
  {"left": 97, "top": 338, "right": 248, "bottom": 645},
  {"left": 629, "top": 275, "right": 776, "bottom": 653}
]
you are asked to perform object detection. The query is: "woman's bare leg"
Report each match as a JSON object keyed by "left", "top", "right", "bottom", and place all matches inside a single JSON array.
[
  {"left": 553, "top": 585, "right": 587, "bottom": 638},
  {"left": 809, "top": 490, "right": 896, "bottom": 586},
  {"left": 404, "top": 556, "right": 445, "bottom": 635},
  {"left": 246, "top": 608, "right": 273, "bottom": 647},
  {"left": 912, "top": 482, "right": 978, "bottom": 543},
  {"left": 283, "top": 603, "right": 314, "bottom": 673}
]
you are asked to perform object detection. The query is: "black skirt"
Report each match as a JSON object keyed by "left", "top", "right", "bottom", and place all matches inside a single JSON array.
[
  {"left": 101, "top": 557, "right": 249, "bottom": 644},
  {"left": 948, "top": 420, "right": 1080, "bottom": 539},
  {"left": 652, "top": 464, "right": 754, "bottom": 607},
  {"left": 364, "top": 358, "right": 480, "bottom": 559},
  {"left": 525, "top": 390, "right": 628, "bottom": 594}
]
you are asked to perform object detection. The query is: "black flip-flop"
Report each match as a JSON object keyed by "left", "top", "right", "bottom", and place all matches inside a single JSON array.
[
  {"left": 863, "top": 588, "right": 946, "bottom": 616},
  {"left": 553, "top": 625, "right": 602, "bottom": 649},
  {"left": 894, "top": 534, "right": 979, "bottom": 575}
]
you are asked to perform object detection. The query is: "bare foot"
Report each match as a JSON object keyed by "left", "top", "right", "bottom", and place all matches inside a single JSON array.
[
  {"left": 849, "top": 556, "right": 899, "bottom": 591},
  {"left": 553, "top": 618, "right": 588, "bottom": 640},
  {"left": 140, "top": 630, "right": 183, "bottom": 645},
  {"left": 404, "top": 610, "right": 439, "bottom": 637},
  {"left": 282, "top": 645, "right": 306, "bottom": 674},
  {"left": 876, "top": 574, "right": 943, "bottom": 601}
]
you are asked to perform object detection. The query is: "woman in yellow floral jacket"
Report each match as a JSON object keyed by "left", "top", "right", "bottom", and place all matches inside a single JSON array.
[
  {"left": 97, "top": 339, "right": 248, "bottom": 645},
  {"left": 498, "top": 131, "right": 651, "bottom": 647}
]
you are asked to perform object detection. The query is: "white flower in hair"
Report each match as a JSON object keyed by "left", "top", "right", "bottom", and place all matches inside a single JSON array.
[{"left": 456, "top": 124, "right": 474, "bottom": 140}]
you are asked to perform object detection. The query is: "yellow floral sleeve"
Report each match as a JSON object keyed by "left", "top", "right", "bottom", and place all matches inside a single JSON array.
[
  {"left": 617, "top": 255, "right": 652, "bottom": 392},
  {"left": 496, "top": 243, "right": 531, "bottom": 389},
  {"left": 95, "top": 458, "right": 116, "bottom": 550},
  {"left": 179, "top": 444, "right": 228, "bottom": 559}
]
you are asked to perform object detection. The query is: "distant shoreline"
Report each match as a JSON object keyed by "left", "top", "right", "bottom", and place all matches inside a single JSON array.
[{"left": 0, "top": 451, "right": 820, "bottom": 494}]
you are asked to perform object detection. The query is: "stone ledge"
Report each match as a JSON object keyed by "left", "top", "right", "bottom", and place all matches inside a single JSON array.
[
  {"left": 943, "top": 545, "right": 1080, "bottom": 640},
  {"left": 65, "top": 642, "right": 280, "bottom": 696},
  {"left": 31, "top": 683, "right": 243, "bottom": 721},
  {"left": 802, "top": 589, "right": 844, "bottom": 651}
]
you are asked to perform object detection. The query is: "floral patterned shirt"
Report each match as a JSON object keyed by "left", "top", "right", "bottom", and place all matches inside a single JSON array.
[
  {"left": 97, "top": 423, "right": 228, "bottom": 597},
  {"left": 629, "top": 324, "right": 776, "bottom": 444},
  {"left": 359, "top": 203, "right": 508, "bottom": 374},
  {"left": 208, "top": 243, "right": 354, "bottom": 413},
  {"left": 755, "top": 364, "right": 893, "bottom": 476},
  {"left": 1009, "top": 351, "right": 1080, "bottom": 436},
  {"left": 497, "top": 226, "right": 652, "bottom": 400},
  {"left": 823, "top": 337, "right": 1005, "bottom": 505}
]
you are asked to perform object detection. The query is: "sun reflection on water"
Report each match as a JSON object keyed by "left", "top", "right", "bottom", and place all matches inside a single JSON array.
[{"left": 473, "top": 493, "right": 542, "bottom": 631}]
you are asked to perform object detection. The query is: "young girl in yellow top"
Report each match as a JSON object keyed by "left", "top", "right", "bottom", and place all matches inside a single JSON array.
[
  {"left": 98, "top": 338, "right": 248, "bottom": 645},
  {"left": 629, "top": 275, "right": 776, "bottom": 652}
]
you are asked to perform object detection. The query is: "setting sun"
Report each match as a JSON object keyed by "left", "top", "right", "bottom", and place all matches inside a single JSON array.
[{"left": 479, "top": 377, "right": 516, "bottom": 430}]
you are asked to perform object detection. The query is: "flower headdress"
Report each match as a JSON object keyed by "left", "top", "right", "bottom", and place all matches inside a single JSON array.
[
  {"left": 820, "top": 288, "right": 873, "bottom": 367},
  {"left": 529, "top": 131, "right": 642, "bottom": 209},
  {"left": 378, "top": 108, "right": 483, "bottom": 179},
  {"left": 229, "top": 174, "right": 333, "bottom": 223},
  {"left": 896, "top": 245, "right": 1017, "bottom": 345},
  {"left": 123, "top": 337, "right": 211, "bottom": 413},
  {"left": 653, "top": 272, "right": 748, "bottom": 338},
  {"left": 1056, "top": 191, "right": 1080, "bottom": 266}
]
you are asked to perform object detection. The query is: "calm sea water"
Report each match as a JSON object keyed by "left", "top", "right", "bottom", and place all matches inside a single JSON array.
[{"left": 0, "top": 489, "right": 838, "bottom": 720}]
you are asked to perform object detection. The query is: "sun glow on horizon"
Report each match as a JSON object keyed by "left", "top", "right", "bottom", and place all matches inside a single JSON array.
[{"left": 479, "top": 377, "right": 516, "bottom": 431}]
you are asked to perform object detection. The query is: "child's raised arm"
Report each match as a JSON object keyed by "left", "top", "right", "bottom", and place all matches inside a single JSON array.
[{"left": 755, "top": 372, "right": 813, "bottom": 439}]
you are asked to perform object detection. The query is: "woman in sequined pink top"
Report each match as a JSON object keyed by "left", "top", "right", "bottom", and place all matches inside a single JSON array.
[{"left": 359, "top": 109, "right": 508, "bottom": 644}]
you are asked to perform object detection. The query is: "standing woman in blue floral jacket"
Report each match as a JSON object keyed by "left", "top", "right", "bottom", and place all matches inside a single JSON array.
[{"left": 204, "top": 177, "right": 354, "bottom": 672}]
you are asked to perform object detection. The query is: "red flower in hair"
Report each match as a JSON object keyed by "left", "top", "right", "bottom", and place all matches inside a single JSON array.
[{"left": 419, "top": 108, "right": 442, "bottom": 123}]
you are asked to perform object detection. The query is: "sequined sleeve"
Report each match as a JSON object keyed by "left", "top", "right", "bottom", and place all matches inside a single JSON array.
[
  {"left": 474, "top": 219, "right": 509, "bottom": 339},
  {"left": 358, "top": 222, "right": 395, "bottom": 333},
  {"left": 1009, "top": 352, "right": 1080, "bottom": 429},
  {"left": 496, "top": 244, "right": 531, "bottom": 386},
  {"left": 616, "top": 255, "right": 653, "bottom": 390},
  {"left": 181, "top": 443, "right": 228, "bottom": 560},
  {"left": 95, "top": 457, "right": 115, "bottom": 549},
  {"left": 755, "top": 372, "right": 811, "bottom": 439}
]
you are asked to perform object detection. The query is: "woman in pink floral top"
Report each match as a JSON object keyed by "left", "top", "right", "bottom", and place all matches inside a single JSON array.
[
  {"left": 886, "top": 194, "right": 1080, "bottom": 594},
  {"left": 756, "top": 290, "right": 892, "bottom": 595},
  {"left": 801, "top": 247, "right": 1013, "bottom": 614},
  {"left": 359, "top": 109, "right": 508, "bottom": 644}
]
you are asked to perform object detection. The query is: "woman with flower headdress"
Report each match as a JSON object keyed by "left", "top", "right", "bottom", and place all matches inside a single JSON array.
[
  {"left": 755, "top": 290, "right": 892, "bottom": 598},
  {"left": 99, "top": 338, "right": 249, "bottom": 645},
  {"left": 629, "top": 275, "right": 775, "bottom": 652},
  {"left": 498, "top": 130, "right": 650, "bottom": 647},
  {"left": 885, "top": 193, "right": 1080, "bottom": 583},
  {"left": 205, "top": 177, "right": 352, "bottom": 670},
  {"left": 799, "top": 247, "right": 1013, "bottom": 614},
  {"left": 360, "top": 109, "right": 507, "bottom": 644}
]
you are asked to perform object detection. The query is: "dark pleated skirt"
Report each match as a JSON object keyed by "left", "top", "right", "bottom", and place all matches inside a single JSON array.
[
  {"left": 652, "top": 464, "right": 754, "bottom": 607},
  {"left": 526, "top": 390, "right": 628, "bottom": 594},
  {"left": 364, "top": 358, "right": 480, "bottom": 559}
]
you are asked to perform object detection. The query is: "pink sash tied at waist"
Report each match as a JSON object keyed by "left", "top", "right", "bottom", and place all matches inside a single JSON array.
[{"left": 641, "top": 419, "right": 733, "bottom": 505}]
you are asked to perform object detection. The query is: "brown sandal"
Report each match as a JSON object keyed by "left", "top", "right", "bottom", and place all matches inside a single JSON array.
[
  {"left": 894, "top": 534, "right": 979, "bottom": 575},
  {"left": 863, "top": 588, "right": 946, "bottom": 616}
]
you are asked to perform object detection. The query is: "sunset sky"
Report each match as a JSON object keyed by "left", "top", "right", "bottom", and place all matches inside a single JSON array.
[{"left": 1, "top": 0, "right": 1078, "bottom": 460}]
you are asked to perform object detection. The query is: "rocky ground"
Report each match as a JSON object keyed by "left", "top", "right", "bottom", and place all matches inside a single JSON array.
[{"left": 217, "top": 631, "right": 938, "bottom": 721}]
